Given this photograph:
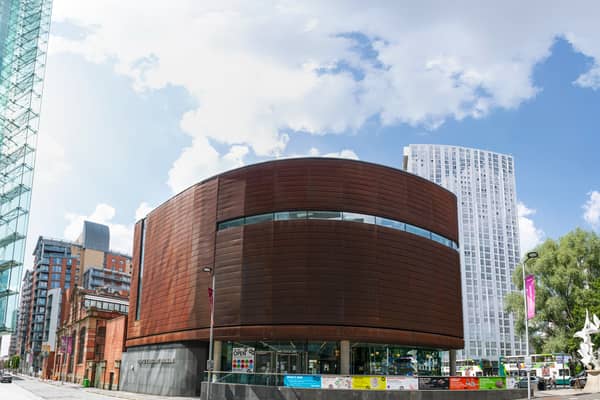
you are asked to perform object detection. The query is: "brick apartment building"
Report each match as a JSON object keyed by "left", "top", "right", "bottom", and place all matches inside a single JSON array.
[
  {"left": 16, "top": 221, "right": 132, "bottom": 373},
  {"left": 52, "top": 287, "right": 128, "bottom": 385}
]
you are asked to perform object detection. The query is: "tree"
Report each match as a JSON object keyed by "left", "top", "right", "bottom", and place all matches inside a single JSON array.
[
  {"left": 8, "top": 355, "right": 19, "bottom": 370},
  {"left": 505, "top": 229, "right": 600, "bottom": 362}
]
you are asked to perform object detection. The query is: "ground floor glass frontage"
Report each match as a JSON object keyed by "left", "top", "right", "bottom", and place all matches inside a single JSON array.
[
  {"left": 351, "top": 343, "right": 441, "bottom": 376},
  {"left": 222, "top": 341, "right": 340, "bottom": 375},
  {"left": 220, "top": 341, "right": 443, "bottom": 376}
]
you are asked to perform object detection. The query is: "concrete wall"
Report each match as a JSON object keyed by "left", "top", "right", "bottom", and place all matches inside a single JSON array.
[
  {"left": 120, "top": 341, "right": 207, "bottom": 396},
  {"left": 201, "top": 382, "right": 528, "bottom": 400}
]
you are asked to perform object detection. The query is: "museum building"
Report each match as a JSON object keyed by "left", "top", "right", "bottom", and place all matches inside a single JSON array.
[{"left": 119, "top": 158, "right": 463, "bottom": 396}]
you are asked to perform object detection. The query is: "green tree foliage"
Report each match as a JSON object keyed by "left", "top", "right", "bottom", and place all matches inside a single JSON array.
[
  {"left": 11, "top": 355, "right": 20, "bottom": 369},
  {"left": 505, "top": 229, "right": 600, "bottom": 358}
]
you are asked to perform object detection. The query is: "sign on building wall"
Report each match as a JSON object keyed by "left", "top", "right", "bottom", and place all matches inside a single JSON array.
[
  {"left": 418, "top": 377, "right": 449, "bottom": 390},
  {"left": 449, "top": 377, "right": 479, "bottom": 390},
  {"left": 351, "top": 376, "right": 386, "bottom": 390},
  {"left": 283, "top": 375, "right": 321, "bottom": 388},
  {"left": 321, "top": 375, "right": 352, "bottom": 389},
  {"left": 478, "top": 377, "right": 506, "bottom": 390},
  {"left": 232, "top": 347, "right": 255, "bottom": 372},
  {"left": 386, "top": 376, "right": 418, "bottom": 390}
]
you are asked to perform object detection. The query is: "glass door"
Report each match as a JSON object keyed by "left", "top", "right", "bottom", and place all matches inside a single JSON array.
[{"left": 277, "top": 352, "right": 303, "bottom": 374}]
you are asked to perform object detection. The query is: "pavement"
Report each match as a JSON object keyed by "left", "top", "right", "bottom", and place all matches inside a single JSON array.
[
  {"left": 3, "top": 373, "right": 600, "bottom": 400},
  {"left": 0, "top": 373, "right": 199, "bottom": 400}
]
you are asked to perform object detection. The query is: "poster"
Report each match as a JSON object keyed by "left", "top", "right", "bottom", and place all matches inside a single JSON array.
[
  {"left": 386, "top": 376, "right": 418, "bottom": 390},
  {"left": 449, "top": 377, "right": 479, "bottom": 390},
  {"left": 418, "top": 377, "right": 450, "bottom": 390},
  {"left": 283, "top": 375, "right": 321, "bottom": 388},
  {"left": 479, "top": 377, "right": 506, "bottom": 390},
  {"left": 232, "top": 347, "right": 255, "bottom": 372},
  {"left": 321, "top": 375, "right": 352, "bottom": 389},
  {"left": 526, "top": 275, "right": 536, "bottom": 319},
  {"left": 351, "top": 376, "right": 386, "bottom": 390}
]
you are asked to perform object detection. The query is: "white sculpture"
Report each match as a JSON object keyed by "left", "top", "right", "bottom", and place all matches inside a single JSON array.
[
  {"left": 574, "top": 310, "right": 600, "bottom": 393},
  {"left": 574, "top": 310, "right": 600, "bottom": 370}
]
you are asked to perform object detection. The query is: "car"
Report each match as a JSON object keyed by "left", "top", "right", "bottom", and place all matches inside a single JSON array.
[
  {"left": 570, "top": 371, "right": 587, "bottom": 388},
  {"left": 515, "top": 376, "right": 539, "bottom": 389},
  {"left": 0, "top": 373, "right": 12, "bottom": 383}
]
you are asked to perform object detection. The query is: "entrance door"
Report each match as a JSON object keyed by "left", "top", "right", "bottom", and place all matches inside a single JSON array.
[
  {"left": 277, "top": 353, "right": 301, "bottom": 374},
  {"left": 255, "top": 351, "right": 274, "bottom": 373}
]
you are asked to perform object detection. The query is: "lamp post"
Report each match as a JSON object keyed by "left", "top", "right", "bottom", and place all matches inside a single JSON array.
[
  {"left": 202, "top": 266, "right": 215, "bottom": 400},
  {"left": 523, "top": 251, "right": 538, "bottom": 400}
]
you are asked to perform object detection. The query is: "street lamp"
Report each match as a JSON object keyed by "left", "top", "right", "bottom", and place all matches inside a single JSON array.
[
  {"left": 202, "top": 266, "right": 215, "bottom": 400},
  {"left": 523, "top": 251, "right": 538, "bottom": 400}
]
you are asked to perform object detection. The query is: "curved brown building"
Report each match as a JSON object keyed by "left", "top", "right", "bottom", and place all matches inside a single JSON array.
[{"left": 120, "top": 158, "right": 462, "bottom": 396}]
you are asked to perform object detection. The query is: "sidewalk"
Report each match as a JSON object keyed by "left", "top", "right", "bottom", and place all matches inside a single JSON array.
[
  {"left": 530, "top": 388, "right": 586, "bottom": 397},
  {"left": 16, "top": 373, "right": 199, "bottom": 400},
  {"left": 84, "top": 387, "right": 198, "bottom": 400}
]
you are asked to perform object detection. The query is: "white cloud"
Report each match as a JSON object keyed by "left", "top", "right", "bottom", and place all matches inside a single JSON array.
[
  {"left": 49, "top": 1, "right": 600, "bottom": 192},
  {"left": 135, "top": 202, "right": 155, "bottom": 221},
  {"left": 64, "top": 202, "right": 151, "bottom": 254},
  {"left": 518, "top": 201, "right": 545, "bottom": 257},
  {"left": 583, "top": 191, "right": 600, "bottom": 229}
]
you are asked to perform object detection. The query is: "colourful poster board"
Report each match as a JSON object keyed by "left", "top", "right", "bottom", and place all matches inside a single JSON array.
[
  {"left": 479, "top": 377, "right": 506, "bottom": 390},
  {"left": 418, "top": 377, "right": 450, "bottom": 390},
  {"left": 232, "top": 347, "right": 255, "bottom": 372},
  {"left": 321, "top": 375, "right": 352, "bottom": 389},
  {"left": 351, "top": 376, "right": 386, "bottom": 390},
  {"left": 283, "top": 375, "right": 322, "bottom": 388},
  {"left": 449, "top": 377, "right": 479, "bottom": 390},
  {"left": 386, "top": 376, "right": 418, "bottom": 390}
]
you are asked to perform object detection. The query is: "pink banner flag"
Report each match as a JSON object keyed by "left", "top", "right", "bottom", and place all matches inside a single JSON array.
[{"left": 525, "top": 275, "right": 536, "bottom": 320}]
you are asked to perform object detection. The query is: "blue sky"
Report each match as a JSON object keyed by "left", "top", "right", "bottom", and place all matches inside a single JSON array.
[{"left": 27, "top": 1, "right": 600, "bottom": 262}]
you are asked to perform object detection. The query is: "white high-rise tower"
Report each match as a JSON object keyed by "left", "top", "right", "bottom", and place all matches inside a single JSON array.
[{"left": 404, "top": 144, "right": 524, "bottom": 359}]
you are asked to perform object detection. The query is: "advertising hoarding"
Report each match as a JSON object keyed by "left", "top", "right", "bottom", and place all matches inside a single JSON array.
[
  {"left": 351, "top": 376, "right": 386, "bottom": 390},
  {"left": 321, "top": 375, "right": 352, "bottom": 389},
  {"left": 418, "top": 377, "right": 450, "bottom": 390},
  {"left": 479, "top": 377, "right": 506, "bottom": 390},
  {"left": 283, "top": 375, "right": 321, "bottom": 388},
  {"left": 449, "top": 377, "right": 479, "bottom": 390},
  {"left": 386, "top": 376, "right": 419, "bottom": 390}
]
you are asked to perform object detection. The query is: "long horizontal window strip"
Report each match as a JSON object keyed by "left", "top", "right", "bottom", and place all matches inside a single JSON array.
[{"left": 217, "top": 211, "right": 459, "bottom": 252}]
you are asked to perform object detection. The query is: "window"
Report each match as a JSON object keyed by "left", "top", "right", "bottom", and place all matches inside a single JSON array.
[
  {"left": 77, "top": 328, "right": 86, "bottom": 364},
  {"left": 217, "top": 210, "right": 458, "bottom": 252},
  {"left": 245, "top": 213, "right": 273, "bottom": 225},
  {"left": 67, "top": 259, "right": 72, "bottom": 265},
  {"left": 52, "top": 273, "right": 61, "bottom": 281},
  {"left": 217, "top": 217, "right": 244, "bottom": 230},
  {"left": 376, "top": 217, "right": 405, "bottom": 231},
  {"left": 343, "top": 212, "right": 375, "bottom": 224},
  {"left": 51, "top": 282, "right": 60, "bottom": 289},
  {"left": 54, "top": 257, "right": 62, "bottom": 264},
  {"left": 406, "top": 224, "right": 431, "bottom": 239},
  {"left": 135, "top": 218, "right": 146, "bottom": 321},
  {"left": 52, "top": 266, "right": 61, "bottom": 272},
  {"left": 274, "top": 211, "right": 307, "bottom": 220},
  {"left": 307, "top": 211, "right": 342, "bottom": 220}
]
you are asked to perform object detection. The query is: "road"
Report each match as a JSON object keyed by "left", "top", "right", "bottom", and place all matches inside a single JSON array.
[{"left": 2, "top": 374, "right": 600, "bottom": 400}]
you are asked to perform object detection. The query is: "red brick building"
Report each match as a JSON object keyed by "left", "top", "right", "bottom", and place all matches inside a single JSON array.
[
  {"left": 52, "top": 287, "right": 129, "bottom": 386},
  {"left": 98, "top": 315, "right": 127, "bottom": 390}
]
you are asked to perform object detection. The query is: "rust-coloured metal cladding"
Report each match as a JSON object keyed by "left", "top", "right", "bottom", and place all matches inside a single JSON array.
[{"left": 127, "top": 158, "right": 463, "bottom": 349}]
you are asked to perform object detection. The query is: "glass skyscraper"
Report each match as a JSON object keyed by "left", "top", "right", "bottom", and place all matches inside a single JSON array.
[
  {"left": 0, "top": 0, "right": 53, "bottom": 334},
  {"left": 404, "top": 144, "right": 524, "bottom": 359}
]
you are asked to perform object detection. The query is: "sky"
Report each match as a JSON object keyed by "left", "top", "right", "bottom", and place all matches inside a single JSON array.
[{"left": 26, "top": 1, "right": 600, "bottom": 265}]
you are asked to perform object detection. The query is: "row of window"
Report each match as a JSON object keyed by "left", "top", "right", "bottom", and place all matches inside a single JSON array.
[
  {"left": 84, "top": 299, "right": 129, "bottom": 313},
  {"left": 217, "top": 210, "right": 459, "bottom": 251}
]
